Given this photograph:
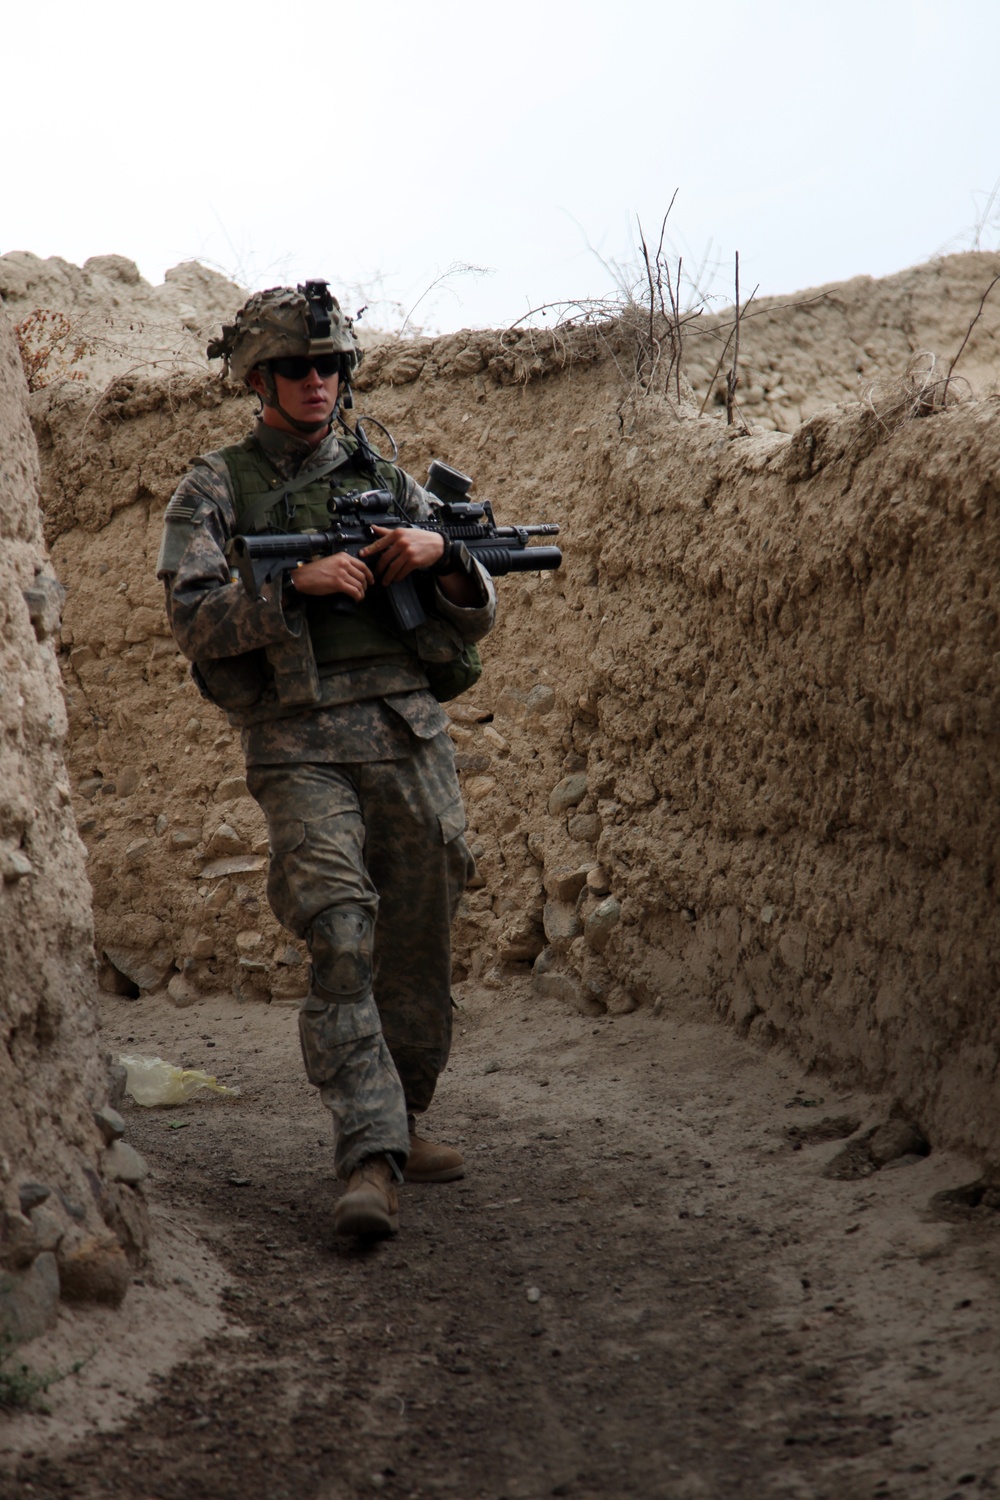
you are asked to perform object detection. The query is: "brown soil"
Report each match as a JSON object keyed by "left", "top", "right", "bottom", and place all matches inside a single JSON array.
[{"left": 4, "top": 981, "right": 1000, "bottom": 1500}]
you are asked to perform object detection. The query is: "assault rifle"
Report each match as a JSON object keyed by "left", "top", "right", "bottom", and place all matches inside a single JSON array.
[{"left": 227, "top": 460, "right": 561, "bottom": 631}]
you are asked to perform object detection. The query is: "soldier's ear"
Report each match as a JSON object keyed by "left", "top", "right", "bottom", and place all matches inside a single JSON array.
[{"left": 246, "top": 367, "right": 266, "bottom": 398}]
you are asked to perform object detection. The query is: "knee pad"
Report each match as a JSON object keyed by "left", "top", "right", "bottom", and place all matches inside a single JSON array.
[{"left": 308, "top": 905, "right": 373, "bottom": 1001}]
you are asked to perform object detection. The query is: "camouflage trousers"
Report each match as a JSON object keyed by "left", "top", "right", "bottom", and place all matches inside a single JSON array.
[{"left": 246, "top": 733, "right": 473, "bottom": 1179}]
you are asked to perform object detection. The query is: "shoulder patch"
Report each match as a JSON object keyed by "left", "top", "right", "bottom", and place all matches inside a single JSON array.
[{"left": 165, "top": 494, "right": 199, "bottom": 521}]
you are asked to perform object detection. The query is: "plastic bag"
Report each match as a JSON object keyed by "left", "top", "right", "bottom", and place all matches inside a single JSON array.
[{"left": 119, "top": 1053, "right": 241, "bottom": 1107}]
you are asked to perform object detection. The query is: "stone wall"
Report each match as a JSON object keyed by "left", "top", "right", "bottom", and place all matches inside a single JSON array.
[{"left": 0, "top": 307, "right": 148, "bottom": 1347}]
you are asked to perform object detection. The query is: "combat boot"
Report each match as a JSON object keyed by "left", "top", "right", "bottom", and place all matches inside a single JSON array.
[
  {"left": 404, "top": 1117, "right": 465, "bottom": 1183},
  {"left": 333, "top": 1155, "right": 400, "bottom": 1236}
]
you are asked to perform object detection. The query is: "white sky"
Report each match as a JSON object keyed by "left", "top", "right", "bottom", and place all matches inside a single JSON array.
[{"left": 4, "top": 0, "right": 1000, "bottom": 332}]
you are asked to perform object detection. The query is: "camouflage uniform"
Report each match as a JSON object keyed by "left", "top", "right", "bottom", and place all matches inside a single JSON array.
[{"left": 157, "top": 419, "right": 495, "bottom": 1178}]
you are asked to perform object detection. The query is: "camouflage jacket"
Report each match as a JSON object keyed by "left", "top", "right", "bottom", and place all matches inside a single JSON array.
[{"left": 158, "top": 420, "right": 496, "bottom": 764}]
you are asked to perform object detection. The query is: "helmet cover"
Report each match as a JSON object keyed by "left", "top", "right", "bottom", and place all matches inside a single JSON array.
[{"left": 207, "top": 282, "right": 362, "bottom": 382}]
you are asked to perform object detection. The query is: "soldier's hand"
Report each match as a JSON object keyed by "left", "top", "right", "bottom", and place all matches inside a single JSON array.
[
  {"left": 361, "top": 525, "right": 446, "bottom": 585},
  {"left": 290, "top": 552, "right": 374, "bottom": 600}
]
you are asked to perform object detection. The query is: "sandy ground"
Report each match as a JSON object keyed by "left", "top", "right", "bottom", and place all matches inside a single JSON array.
[{"left": 3, "top": 983, "right": 1000, "bottom": 1500}]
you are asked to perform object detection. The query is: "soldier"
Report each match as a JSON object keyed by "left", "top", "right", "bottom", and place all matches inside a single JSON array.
[{"left": 156, "top": 281, "right": 495, "bottom": 1237}]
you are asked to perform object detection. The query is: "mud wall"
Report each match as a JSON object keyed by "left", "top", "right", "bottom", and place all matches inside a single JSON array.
[
  {"left": 30, "top": 268, "right": 1000, "bottom": 1165},
  {"left": 0, "top": 309, "right": 148, "bottom": 1344}
]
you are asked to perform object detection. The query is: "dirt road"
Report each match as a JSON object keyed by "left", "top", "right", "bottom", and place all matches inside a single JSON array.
[{"left": 5, "top": 982, "right": 1000, "bottom": 1499}]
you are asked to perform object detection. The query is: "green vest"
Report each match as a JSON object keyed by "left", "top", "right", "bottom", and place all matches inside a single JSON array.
[{"left": 217, "top": 434, "right": 420, "bottom": 672}]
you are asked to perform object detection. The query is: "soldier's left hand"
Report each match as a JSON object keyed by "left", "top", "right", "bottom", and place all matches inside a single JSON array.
[{"left": 361, "top": 525, "right": 446, "bottom": 584}]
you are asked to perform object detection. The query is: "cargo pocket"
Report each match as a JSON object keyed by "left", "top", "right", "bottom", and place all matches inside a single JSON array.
[
  {"left": 299, "top": 992, "right": 384, "bottom": 1086},
  {"left": 268, "top": 817, "right": 306, "bottom": 859},
  {"left": 260, "top": 816, "right": 307, "bottom": 935},
  {"left": 437, "top": 795, "right": 466, "bottom": 845}
]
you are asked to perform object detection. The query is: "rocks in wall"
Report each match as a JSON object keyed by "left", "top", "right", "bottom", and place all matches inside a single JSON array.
[{"left": 0, "top": 305, "right": 149, "bottom": 1344}]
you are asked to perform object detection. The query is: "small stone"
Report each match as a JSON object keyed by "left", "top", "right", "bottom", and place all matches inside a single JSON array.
[
  {"left": 606, "top": 987, "right": 638, "bottom": 1016},
  {"left": 544, "top": 865, "right": 588, "bottom": 903},
  {"left": 526, "top": 1286, "right": 542, "bottom": 1303},
  {"left": 526, "top": 831, "right": 545, "bottom": 863},
  {"left": 200, "top": 855, "right": 265, "bottom": 879},
  {"left": 125, "top": 838, "right": 151, "bottom": 864},
  {"left": 216, "top": 776, "right": 250, "bottom": 800},
  {"left": 585, "top": 897, "right": 621, "bottom": 953},
  {"left": 58, "top": 1235, "right": 130, "bottom": 1306},
  {"left": 167, "top": 973, "right": 202, "bottom": 1008},
  {"left": 0, "top": 1252, "right": 60, "bottom": 1341},
  {"left": 93, "top": 1106, "right": 126, "bottom": 1144},
  {"left": 548, "top": 773, "right": 588, "bottom": 817},
  {"left": 761, "top": 904, "right": 776, "bottom": 925},
  {"left": 170, "top": 828, "right": 201, "bottom": 849},
  {"left": 587, "top": 866, "right": 611, "bottom": 896},
  {"left": 155, "top": 813, "right": 169, "bottom": 835},
  {"left": 0, "top": 844, "right": 33, "bottom": 881},
  {"left": 533, "top": 946, "right": 557, "bottom": 975},
  {"left": 206, "top": 823, "right": 245, "bottom": 858},
  {"left": 277, "top": 945, "right": 304, "bottom": 967},
  {"left": 29, "top": 1206, "right": 65, "bottom": 1254},
  {"left": 481, "top": 726, "right": 509, "bottom": 752},
  {"left": 22, "top": 576, "right": 66, "bottom": 640},
  {"left": 1, "top": 1208, "right": 38, "bottom": 1268},
  {"left": 107, "top": 1059, "right": 128, "bottom": 1110},
  {"left": 567, "top": 813, "right": 600, "bottom": 843},
  {"left": 78, "top": 776, "right": 104, "bottom": 799},
  {"left": 464, "top": 776, "right": 496, "bottom": 802},
  {"left": 104, "top": 1141, "right": 149, "bottom": 1186},
  {"left": 455, "top": 752, "right": 491, "bottom": 773},
  {"left": 543, "top": 900, "right": 582, "bottom": 948},
  {"left": 18, "top": 1183, "right": 52, "bottom": 1215},
  {"left": 484, "top": 1060, "right": 502, "bottom": 1075},
  {"left": 236, "top": 930, "right": 262, "bottom": 953},
  {"left": 525, "top": 685, "right": 556, "bottom": 718},
  {"left": 117, "top": 767, "right": 141, "bottom": 797},
  {"left": 448, "top": 704, "right": 493, "bottom": 724},
  {"left": 191, "top": 931, "right": 215, "bottom": 960}
]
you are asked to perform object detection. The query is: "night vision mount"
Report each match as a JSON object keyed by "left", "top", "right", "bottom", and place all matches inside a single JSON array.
[{"left": 300, "top": 280, "right": 334, "bottom": 341}]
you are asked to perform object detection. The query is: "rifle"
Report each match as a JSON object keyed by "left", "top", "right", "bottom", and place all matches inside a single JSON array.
[{"left": 226, "top": 460, "right": 561, "bottom": 631}]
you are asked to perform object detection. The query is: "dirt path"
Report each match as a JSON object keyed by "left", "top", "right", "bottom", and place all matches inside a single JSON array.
[{"left": 5, "top": 983, "right": 1000, "bottom": 1500}]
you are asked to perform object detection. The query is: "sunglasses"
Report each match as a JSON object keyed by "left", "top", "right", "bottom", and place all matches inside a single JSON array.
[{"left": 268, "top": 354, "right": 343, "bottom": 380}]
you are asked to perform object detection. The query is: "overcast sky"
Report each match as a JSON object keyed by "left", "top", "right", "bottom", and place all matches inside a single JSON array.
[{"left": 4, "top": 0, "right": 999, "bottom": 331}]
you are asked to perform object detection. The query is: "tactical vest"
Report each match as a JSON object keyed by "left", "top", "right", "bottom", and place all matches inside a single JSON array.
[{"left": 212, "top": 434, "right": 420, "bottom": 673}]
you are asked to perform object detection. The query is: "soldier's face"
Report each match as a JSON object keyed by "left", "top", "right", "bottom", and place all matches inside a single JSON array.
[{"left": 249, "top": 363, "right": 340, "bottom": 434}]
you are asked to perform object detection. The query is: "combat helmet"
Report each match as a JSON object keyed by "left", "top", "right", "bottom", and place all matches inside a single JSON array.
[{"left": 207, "top": 280, "right": 362, "bottom": 432}]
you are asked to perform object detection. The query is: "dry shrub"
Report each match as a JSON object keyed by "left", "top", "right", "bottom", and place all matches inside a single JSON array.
[
  {"left": 14, "top": 309, "right": 95, "bottom": 392},
  {"left": 862, "top": 351, "right": 973, "bottom": 434}
]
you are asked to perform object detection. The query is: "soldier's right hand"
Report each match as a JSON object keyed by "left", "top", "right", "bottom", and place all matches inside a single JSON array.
[{"left": 290, "top": 552, "right": 374, "bottom": 601}]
